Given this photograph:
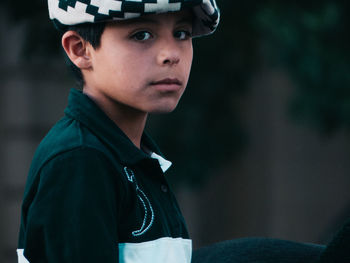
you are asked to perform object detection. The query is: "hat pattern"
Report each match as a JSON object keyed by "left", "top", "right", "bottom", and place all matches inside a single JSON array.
[{"left": 48, "top": 0, "right": 220, "bottom": 37}]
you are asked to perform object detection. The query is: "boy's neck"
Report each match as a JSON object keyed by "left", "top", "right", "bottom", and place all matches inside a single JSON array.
[
  {"left": 111, "top": 110, "right": 147, "bottom": 149},
  {"left": 83, "top": 89, "right": 147, "bottom": 149}
]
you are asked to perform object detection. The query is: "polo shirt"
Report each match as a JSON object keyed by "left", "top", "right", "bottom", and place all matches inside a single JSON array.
[{"left": 17, "top": 88, "right": 191, "bottom": 263}]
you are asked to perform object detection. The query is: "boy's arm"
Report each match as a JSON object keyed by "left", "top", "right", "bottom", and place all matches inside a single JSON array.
[{"left": 22, "top": 148, "right": 122, "bottom": 263}]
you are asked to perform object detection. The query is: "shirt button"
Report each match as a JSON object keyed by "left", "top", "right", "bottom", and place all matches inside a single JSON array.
[{"left": 160, "top": 184, "right": 168, "bottom": 193}]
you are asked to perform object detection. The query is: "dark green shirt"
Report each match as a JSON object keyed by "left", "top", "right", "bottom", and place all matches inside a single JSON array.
[{"left": 17, "top": 88, "right": 191, "bottom": 263}]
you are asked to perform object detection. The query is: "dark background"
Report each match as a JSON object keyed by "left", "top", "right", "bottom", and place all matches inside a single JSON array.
[{"left": 1, "top": 1, "right": 350, "bottom": 262}]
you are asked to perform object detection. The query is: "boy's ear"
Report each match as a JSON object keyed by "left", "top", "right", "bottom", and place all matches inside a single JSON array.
[{"left": 61, "top": 31, "right": 92, "bottom": 70}]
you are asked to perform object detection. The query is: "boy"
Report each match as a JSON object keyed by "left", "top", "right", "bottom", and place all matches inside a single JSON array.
[{"left": 17, "top": 0, "right": 219, "bottom": 262}]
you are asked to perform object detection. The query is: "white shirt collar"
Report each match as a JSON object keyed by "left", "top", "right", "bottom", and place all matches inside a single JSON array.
[{"left": 150, "top": 152, "right": 172, "bottom": 173}]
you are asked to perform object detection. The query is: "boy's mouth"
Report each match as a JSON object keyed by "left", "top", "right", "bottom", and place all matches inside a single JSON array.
[
  {"left": 150, "top": 78, "right": 182, "bottom": 86},
  {"left": 150, "top": 78, "right": 183, "bottom": 92}
]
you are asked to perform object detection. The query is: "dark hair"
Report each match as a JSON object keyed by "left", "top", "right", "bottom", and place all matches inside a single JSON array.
[{"left": 63, "top": 22, "right": 106, "bottom": 87}]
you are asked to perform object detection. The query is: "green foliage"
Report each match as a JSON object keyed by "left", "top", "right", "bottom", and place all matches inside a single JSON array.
[{"left": 255, "top": 1, "right": 350, "bottom": 134}]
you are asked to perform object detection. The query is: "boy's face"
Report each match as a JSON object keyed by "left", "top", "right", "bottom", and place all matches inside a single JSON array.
[{"left": 84, "top": 10, "right": 193, "bottom": 114}]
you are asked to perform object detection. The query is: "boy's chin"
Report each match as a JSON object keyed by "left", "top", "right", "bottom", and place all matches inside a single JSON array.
[{"left": 149, "top": 104, "right": 179, "bottom": 114}]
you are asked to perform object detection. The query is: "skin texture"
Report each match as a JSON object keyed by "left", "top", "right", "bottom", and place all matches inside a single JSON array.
[{"left": 62, "top": 11, "right": 193, "bottom": 148}]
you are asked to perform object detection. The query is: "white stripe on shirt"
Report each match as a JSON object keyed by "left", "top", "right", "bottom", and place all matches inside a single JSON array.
[
  {"left": 18, "top": 237, "right": 192, "bottom": 263},
  {"left": 119, "top": 237, "right": 192, "bottom": 263}
]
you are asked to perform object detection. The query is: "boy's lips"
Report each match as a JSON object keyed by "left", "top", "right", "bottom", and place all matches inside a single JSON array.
[
  {"left": 151, "top": 78, "right": 182, "bottom": 85},
  {"left": 150, "top": 78, "right": 183, "bottom": 92}
]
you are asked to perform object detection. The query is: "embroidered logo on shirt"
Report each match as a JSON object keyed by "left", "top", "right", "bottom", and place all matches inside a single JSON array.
[{"left": 124, "top": 167, "right": 154, "bottom": 237}]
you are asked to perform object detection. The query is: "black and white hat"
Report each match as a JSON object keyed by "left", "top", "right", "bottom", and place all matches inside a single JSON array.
[{"left": 48, "top": 0, "right": 220, "bottom": 37}]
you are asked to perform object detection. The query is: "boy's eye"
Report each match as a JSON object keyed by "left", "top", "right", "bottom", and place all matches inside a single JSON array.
[
  {"left": 132, "top": 31, "right": 152, "bottom": 41},
  {"left": 174, "top": 30, "right": 192, "bottom": 40}
]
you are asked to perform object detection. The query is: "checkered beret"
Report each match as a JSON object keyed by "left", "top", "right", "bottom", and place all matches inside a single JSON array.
[{"left": 48, "top": 0, "right": 220, "bottom": 37}]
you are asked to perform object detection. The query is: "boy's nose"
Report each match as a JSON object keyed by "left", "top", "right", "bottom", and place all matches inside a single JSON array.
[
  {"left": 157, "top": 40, "right": 181, "bottom": 66},
  {"left": 162, "top": 56, "right": 180, "bottom": 66}
]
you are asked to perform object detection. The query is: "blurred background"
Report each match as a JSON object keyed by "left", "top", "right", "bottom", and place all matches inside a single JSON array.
[{"left": 1, "top": 1, "right": 350, "bottom": 262}]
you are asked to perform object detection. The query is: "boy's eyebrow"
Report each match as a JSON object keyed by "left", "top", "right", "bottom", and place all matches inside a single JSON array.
[
  {"left": 124, "top": 17, "right": 158, "bottom": 25},
  {"left": 175, "top": 16, "right": 193, "bottom": 26},
  {"left": 121, "top": 15, "right": 193, "bottom": 26}
]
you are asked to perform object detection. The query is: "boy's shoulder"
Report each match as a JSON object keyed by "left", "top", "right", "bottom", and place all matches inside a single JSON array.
[{"left": 29, "top": 114, "right": 115, "bottom": 176}]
